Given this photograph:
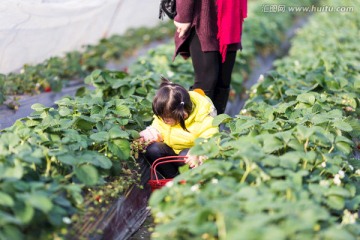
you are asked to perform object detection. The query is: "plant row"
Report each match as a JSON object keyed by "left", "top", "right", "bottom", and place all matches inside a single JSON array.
[
  {"left": 0, "top": 0, "right": 318, "bottom": 239},
  {"left": 0, "top": 70, "right": 160, "bottom": 239},
  {"left": 148, "top": 1, "right": 360, "bottom": 239}
]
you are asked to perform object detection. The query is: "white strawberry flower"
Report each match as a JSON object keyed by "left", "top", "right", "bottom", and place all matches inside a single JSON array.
[
  {"left": 62, "top": 217, "right": 72, "bottom": 224},
  {"left": 165, "top": 181, "right": 174, "bottom": 188},
  {"left": 333, "top": 174, "right": 341, "bottom": 186},
  {"left": 258, "top": 74, "right": 264, "bottom": 82},
  {"left": 211, "top": 178, "right": 219, "bottom": 184},
  {"left": 167, "top": 71, "right": 174, "bottom": 77},
  {"left": 338, "top": 170, "right": 345, "bottom": 179},
  {"left": 191, "top": 184, "right": 200, "bottom": 192},
  {"left": 342, "top": 209, "right": 358, "bottom": 225}
]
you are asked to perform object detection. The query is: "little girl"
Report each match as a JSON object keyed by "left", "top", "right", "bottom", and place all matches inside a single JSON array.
[{"left": 140, "top": 77, "right": 218, "bottom": 178}]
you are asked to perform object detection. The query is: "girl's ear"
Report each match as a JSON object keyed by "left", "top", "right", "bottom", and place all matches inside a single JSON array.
[{"left": 184, "top": 112, "right": 189, "bottom": 120}]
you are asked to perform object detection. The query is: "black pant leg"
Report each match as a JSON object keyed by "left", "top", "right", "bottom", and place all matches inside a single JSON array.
[
  {"left": 189, "top": 31, "right": 219, "bottom": 100},
  {"left": 145, "top": 142, "right": 182, "bottom": 178}
]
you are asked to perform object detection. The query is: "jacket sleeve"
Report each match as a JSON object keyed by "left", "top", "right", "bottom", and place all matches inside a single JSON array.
[
  {"left": 174, "top": 0, "right": 195, "bottom": 23},
  {"left": 150, "top": 117, "right": 162, "bottom": 132},
  {"left": 196, "top": 116, "right": 219, "bottom": 140}
]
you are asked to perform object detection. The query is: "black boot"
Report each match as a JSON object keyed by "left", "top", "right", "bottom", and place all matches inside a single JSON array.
[{"left": 213, "top": 88, "right": 230, "bottom": 114}]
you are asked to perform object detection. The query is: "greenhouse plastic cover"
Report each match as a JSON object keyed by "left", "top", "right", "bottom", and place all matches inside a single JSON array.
[{"left": 0, "top": 0, "right": 160, "bottom": 74}]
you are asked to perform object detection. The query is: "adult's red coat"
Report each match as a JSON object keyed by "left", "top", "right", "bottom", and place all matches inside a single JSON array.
[{"left": 174, "top": 0, "right": 243, "bottom": 59}]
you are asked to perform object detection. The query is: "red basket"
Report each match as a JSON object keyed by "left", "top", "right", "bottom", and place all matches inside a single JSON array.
[{"left": 148, "top": 156, "right": 187, "bottom": 192}]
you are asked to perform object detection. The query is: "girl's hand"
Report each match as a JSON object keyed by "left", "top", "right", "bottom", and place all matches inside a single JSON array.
[
  {"left": 185, "top": 155, "right": 207, "bottom": 168},
  {"left": 174, "top": 21, "right": 191, "bottom": 38},
  {"left": 139, "top": 127, "right": 163, "bottom": 143}
]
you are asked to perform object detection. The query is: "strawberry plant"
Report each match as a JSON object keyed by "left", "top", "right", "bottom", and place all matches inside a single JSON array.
[
  {"left": 149, "top": 1, "right": 360, "bottom": 239},
  {"left": 0, "top": 21, "right": 174, "bottom": 106},
  {"left": 0, "top": 0, "right": 335, "bottom": 238},
  {"left": 0, "top": 68, "right": 161, "bottom": 239}
]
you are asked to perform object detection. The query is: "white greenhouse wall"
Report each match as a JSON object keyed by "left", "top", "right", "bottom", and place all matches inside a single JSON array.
[{"left": 0, "top": 0, "right": 161, "bottom": 74}]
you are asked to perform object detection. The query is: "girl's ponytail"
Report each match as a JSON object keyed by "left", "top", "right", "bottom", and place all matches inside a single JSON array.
[
  {"left": 176, "top": 100, "right": 188, "bottom": 131},
  {"left": 153, "top": 77, "right": 192, "bottom": 131}
]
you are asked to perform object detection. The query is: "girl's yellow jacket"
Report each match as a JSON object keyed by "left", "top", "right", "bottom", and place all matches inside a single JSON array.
[{"left": 151, "top": 91, "right": 219, "bottom": 154}]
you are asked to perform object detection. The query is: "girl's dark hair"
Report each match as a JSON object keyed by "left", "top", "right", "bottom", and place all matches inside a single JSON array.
[{"left": 152, "top": 76, "right": 192, "bottom": 131}]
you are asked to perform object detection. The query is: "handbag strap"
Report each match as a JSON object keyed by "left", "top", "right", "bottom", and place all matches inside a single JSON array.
[{"left": 150, "top": 156, "right": 188, "bottom": 182}]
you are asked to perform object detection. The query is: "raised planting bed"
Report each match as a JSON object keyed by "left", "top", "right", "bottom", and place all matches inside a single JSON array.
[{"left": 148, "top": 1, "right": 360, "bottom": 239}]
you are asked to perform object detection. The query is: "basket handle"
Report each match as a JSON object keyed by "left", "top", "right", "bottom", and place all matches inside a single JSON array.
[{"left": 150, "top": 156, "right": 188, "bottom": 182}]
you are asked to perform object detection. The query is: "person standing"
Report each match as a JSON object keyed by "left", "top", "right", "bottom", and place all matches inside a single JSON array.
[{"left": 173, "top": 0, "right": 247, "bottom": 114}]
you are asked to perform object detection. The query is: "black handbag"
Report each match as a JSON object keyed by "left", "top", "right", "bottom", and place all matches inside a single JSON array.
[{"left": 159, "top": 0, "right": 176, "bottom": 20}]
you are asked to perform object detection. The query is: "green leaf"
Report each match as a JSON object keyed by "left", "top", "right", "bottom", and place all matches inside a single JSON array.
[
  {"left": 279, "top": 152, "right": 302, "bottom": 170},
  {"left": 325, "top": 186, "right": 351, "bottom": 198},
  {"left": 297, "top": 93, "right": 316, "bottom": 105},
  {"left": 335, "top": 142, "right": 352, "bottom": 155},
  {"left": 57, "top": 154, "right": 76, "bottom": 165},
  {"left": 78, "top": 151, "right": 112, "bottom": 169},
  {"left": 18, "top": 193, "right": 53, "bottom": 213},
  {"left": 2, "top": 160, "right": 23, "bottom": 179},
  {"left": 326, "top": 195, "right": 345, "bottom": 210},
  {"left": 0, "top": 192, "right": 14, "bottom": 207},
  {"left": 14, "top": 203, "right": 34, "bottom": 224},
  {"left": 275, "top": 130, "right": 293, "bottom": 144},
  {"left": 0, "top": 211, "right": 22, "bottom": 226},
  {"left": 58, "top": 107, "right": 71, "bottom": 116},
  {"left": 0, "top": 133, "right": 20, "bottom": 148},
  {"left": 109, "top": 126, "right": 129, "bottom": 139},
  {"left": 114, "top": 105, "right": 131, "bottom": 117},
  {"left": 55, "top": 97, "right": 73, "bottom": 107},
  {"left": 268, "top": 168, "right": 286, "bottom": 177},
  {"left": 1, "top": 225, "right": 24, "bottom": 240},
  {"left": 354, "top": 78, "right": 360, "bottom": 89},
  {"left": 212, "top": 114, "right": 233, "bottom": 126},
  {"left": 321, "top": 227, "right": 356, "bottom": 240},
  {"left": 31, "top": 103, "right": 46, "bottom": 112},
  {"left": 85, "top": 69, "right": 102, "bottom": 85},
  {"left": 332, "top": 120, "right": 353, "bottom": 132},
  {"left": 236, "top": 119, "right": 261, "bottom": 132},
  {"left": 296, "top": 125, "right": 315, "bottom": 140},
  {"left": 275, "top": 101, "right": 296, "bottom": 113},
  {"left": 90, "top": 131, "right": 109, "bottom": 142},
  {"left": 48, "top": 205, "right": 68, "bottom": 226},
  {"left": 127, "top": 130, "right": 140, "bottom": 139},
  {"left": 75, "top": 116, "right": 95, "bottom": 131},
  {"left": 75, "top": 165, "right": 99, "bottom": 186},
  {"left": 262, "top": 135, "right": 283, "bottom": 153},
  {"left": 135, "top": 87, "right": 148, "bottom": 95},
  {"left": 120, "top": 86, "right": 136, "bottom": 98},
  {"left": 59, "top": 151, "right": 112, "bottom": 169},
  {"left": 311, "top": 113, "right": 329, "bottom": 125},
  {"left": 109, "top": 139, "right": 130, "bottom": 160}
]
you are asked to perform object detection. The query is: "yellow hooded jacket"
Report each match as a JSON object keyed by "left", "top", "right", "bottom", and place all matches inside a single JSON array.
[{"left": 151, "top": 91, "right": 219, "bottom": 154}]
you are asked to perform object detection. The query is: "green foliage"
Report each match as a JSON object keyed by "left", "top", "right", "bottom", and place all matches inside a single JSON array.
[
  {"left": 149, "top": 1, "right": 360, "bottom": 239},
  {"left": 0, "top": 21, "right": 174, "bottom": 105},
  {"left": 0, "top": 67, "right": 160, "bottom": 238}
]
